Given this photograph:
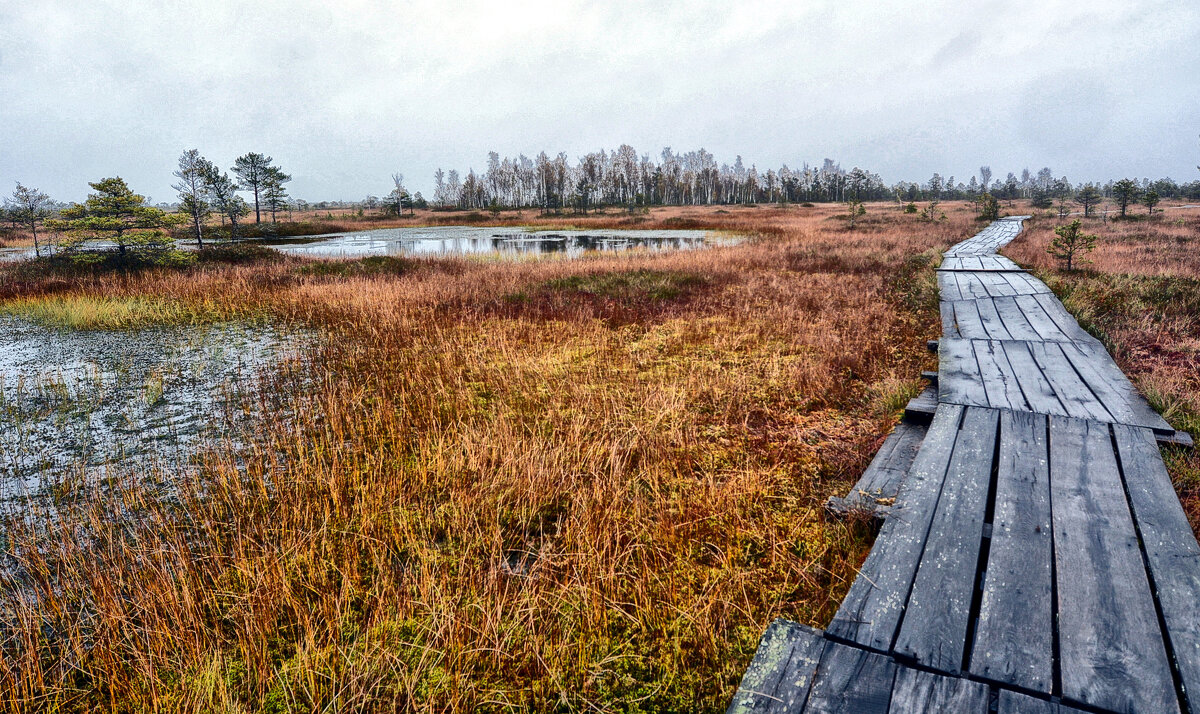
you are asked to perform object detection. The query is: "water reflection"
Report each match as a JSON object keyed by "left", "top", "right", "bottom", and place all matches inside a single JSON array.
[{"left": 270, "top": 226, "right": 722, "bottom": 259}]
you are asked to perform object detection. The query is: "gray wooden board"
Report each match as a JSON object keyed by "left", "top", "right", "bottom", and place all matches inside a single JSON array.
[
  {"left": 1114, "top": 424, "right": 1200, "bottom": 714},
  {"left": 727, "top": 619, "right": 826, "bottom": 713},
  {"left": 840, "top": 422, "right": 921, "bottom": 511},
  {"left": 975, "top": 297, "right": 1013, "bottom": 340},
  {"left": 904, "top": 386, "right": 939, "bottom": 424},
  {"left": 999, "top": 341, "right": 1068, "bottom": 416},
  {"left": 804, "top": 639, "right": 896, "bottom": 713},
  {"left": 938, "top": 339, "right": 988, "bottom": 408},
  {"left": 991, "top": 296, "right": 1043, "bottom": 341},
  {"left": 970, "top": 410, "right": 1054, "bottom": 693},
  {"left": 939, "top": 272, "right": 964, "bottom": 301},
  {"left": 937, "top": 254, "right": 1022, "bottom": 272},
  {"left": 980, "top": 271, "right": 1019, "bottom": 297},
  {"left": 1072, "top": 341, "right": 1173, "bottom": 432},
  {"left": 887, "top": 666, "right": 989, "bottom": 712},
  {"left": 1012, "top": 295, "right": 1073, "bottom": 342},
  {"left": 973, "top": 340, "right": 1028, "bottom": 412},
  {"left": 996, "top": 690, "right": 1089, "bottom": 714},
  {"left": 1006, "top": 271, "right": 1050, "bottom": 295},
  {"left": 1060, "top": 342, "right": 1173, "bottom": 432},
  {"left": 1049, "top": 417, "right": 1178, "bottom": 713},
  {"left": 940, "top": 301, "right": 961, "bottom": 339},
  {"left": 829, "top": 405, "right": 965, "bottom": 649},
  {"left": 1031, "top": 292, "right": 1103, "bottom": 349},
  {"left": 956, "top": 273, "right": 993, "bottom": 300},
  {"left": 1025, "top": 342, "right": 1112, "bottom": 422},
  {"left": 894, "top": 407, "right": 999, "bottom": 673},
  {"left": 949, "top": 300, "right": 985, "bottom": 340}
]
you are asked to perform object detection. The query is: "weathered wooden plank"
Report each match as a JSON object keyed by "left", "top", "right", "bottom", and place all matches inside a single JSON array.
[
  {"left": 727, "top": 619, "right": 825, "bottom": 713},
  {"left": 1055, "top": 341, "right": 1172, "bottom": 431},
  {"left": 1008, "top": 272, "right": 1050, "bottom": 295},
  {"left": 980, "top": 271, "right": 1019, "bottom": 297},
  {"left": 828, "top": 405, "right": 965, "bottom": 649},
  {"left": 991, "top": 296, "right": 1043, "bottom": 341},
  {"left": 903, "top": 386, "right": 939, "bottom": 424},
  {"left": 1011, "top": 295, "right": 1072, "bottom": 342},
  {"left": 895, "top": 407, "right": 999, "bottom": 673},
  {"left": 887, "top": 666, "right": 989, "bottom": 712},
  {"left": 939, "top": 272, "right": 964, "bottom": 301},
  {"left": 970, "top": 410, "right": 1053, "bottom": 693},
  {"left": 1031, "top": 292, "right": 1102, "bottom": 348},
  {"left": 975, "top": 298, "right": 1013, "bottom": 340},
  {"left": 1114, "top": 424, "right": 1200, "bottom": 714},
  {"left": 1050, "top": 417, "right": 1178, "bottom": 713},
  {"left": 1000, "top": 341, "right": 1068, "bottom": 416},
  {"left": 938, "top": 339, "right": 988, "bottom": 408},
  {"left": 940, "top": 300, "right": 961, "bottom": 339},
  {"left": 1025, "top": 342, "right": 1113, "bottom": 422},
  {"left": 804, "top": 639, "right": 895, "bottom": 713},
  {"left": 1071, "top": 341, "right": 1173, "bottom": 432},
  {"left": 973, "top": 340, "right": 1028, "bottom": 412},
  {"left": 830, "top": 421, "right": 928, "bottom": 515},
  {"left": 950, "top": 300, "right": 986, "bottom": 340},
  {"left": 956, "top": 273, "right": 992, "bottom": 300},
  {"left": 996, "top": 689, "right": 1088, "bottom": 714}
]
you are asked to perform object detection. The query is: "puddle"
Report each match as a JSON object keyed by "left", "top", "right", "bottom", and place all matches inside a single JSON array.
[
  {"left": 268, "top": 226, "right": 724, "bottom": 259},
  {"left": 0, "top": 316, "right": 305, "bottom": 499}
]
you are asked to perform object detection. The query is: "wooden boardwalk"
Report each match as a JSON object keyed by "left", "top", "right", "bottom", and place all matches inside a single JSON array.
[{"left": 730, "top": 218, "right": 1200, "bottom": 713}]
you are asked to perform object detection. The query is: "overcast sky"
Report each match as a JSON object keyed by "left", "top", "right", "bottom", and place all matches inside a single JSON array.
[{"left": 1, "top": 0, "right": 1198, "bottom": 203}]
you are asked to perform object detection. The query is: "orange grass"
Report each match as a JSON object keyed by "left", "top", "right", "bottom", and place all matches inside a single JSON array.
[{"left": 0, "top": 203, "right": 972, "bottom": 711}]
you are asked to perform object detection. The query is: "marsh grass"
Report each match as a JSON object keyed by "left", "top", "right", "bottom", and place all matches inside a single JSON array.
[
  {"left": 1, "top": 295, "right": 231, "bottom": 330},
  {"left": 0, "top": 203, "right": 969, "bottom": 712}
]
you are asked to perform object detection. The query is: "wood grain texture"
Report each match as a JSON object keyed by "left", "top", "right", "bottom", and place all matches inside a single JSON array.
[
  {"left": 887, "top": 667, "right": 989, "bottom": 712},
  {"left": 894, "top": 407, "right": 999, "bottom": 673},
  {"left": 1050, "top": 417, "right": 1178, "bottom": 713},
  {"left": 970, "top": 410, "right": 1053, "bottom": 693},
  {"left": 1114, "top": 424, "right": 1200, "bottom": 714},
  {"left": 828, "top": 405, "right": 964, "bottom": 649}
]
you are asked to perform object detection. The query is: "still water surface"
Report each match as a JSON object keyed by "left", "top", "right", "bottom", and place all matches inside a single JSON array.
[{"left": 270, "top": 226, "right": 723, "bottom": 259}]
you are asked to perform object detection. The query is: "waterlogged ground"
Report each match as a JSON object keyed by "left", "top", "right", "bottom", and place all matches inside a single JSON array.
[
  {"left": 270, "top": 225, "right": 722, "bottom": 258},
  {"left": 0, "top": 316, "right": 303, "bottom": 499}
]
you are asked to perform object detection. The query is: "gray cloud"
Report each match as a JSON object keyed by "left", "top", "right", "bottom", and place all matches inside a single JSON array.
[{"left": 1, "top": 0, "right": 1197, "bottom": 202}]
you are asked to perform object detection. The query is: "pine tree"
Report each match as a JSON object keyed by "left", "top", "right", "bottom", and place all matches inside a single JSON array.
[
  {"left": 47, "top": 177, "right": 182, "bottom": 260},
  {"left": 1047, "top": 219, "right": 1097, "bottom": 271}
]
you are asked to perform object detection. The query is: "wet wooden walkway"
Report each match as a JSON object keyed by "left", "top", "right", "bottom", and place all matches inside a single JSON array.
[{"left": 729, "top": 218, "right": 1200, "bottom": 713}]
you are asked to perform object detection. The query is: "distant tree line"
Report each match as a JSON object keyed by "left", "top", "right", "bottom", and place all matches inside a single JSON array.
[{"left": 423, "top": 147, "right": 1200, "bottom": 213}]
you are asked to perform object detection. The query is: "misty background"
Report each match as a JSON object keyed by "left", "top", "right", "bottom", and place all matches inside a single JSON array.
[{"left": 1, "top": 0, "right": 1197, "bottom": 202}]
